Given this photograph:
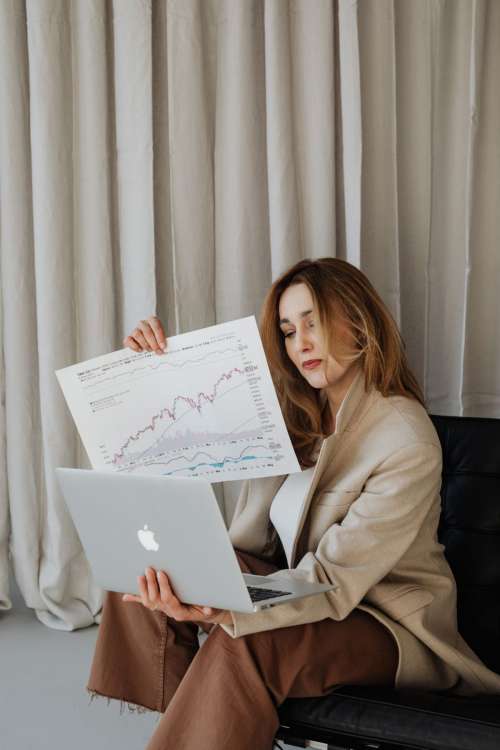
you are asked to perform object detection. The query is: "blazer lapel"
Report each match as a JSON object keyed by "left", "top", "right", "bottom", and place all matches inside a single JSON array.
[{"left": 289, "top": 367, "right": 374, "bottom": 566}]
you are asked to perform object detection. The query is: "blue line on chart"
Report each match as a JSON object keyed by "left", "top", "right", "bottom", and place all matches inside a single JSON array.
[
  {"left": 130, "top": 444, "right": 268, "bottom": 471},
  {"left": 160, "top": 454, "right": 274, "bottom": 475}
]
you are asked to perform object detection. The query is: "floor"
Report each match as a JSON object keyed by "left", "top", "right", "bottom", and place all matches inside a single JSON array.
[{"left": 0, "top": 571, "right": 306, "bottom": 750}]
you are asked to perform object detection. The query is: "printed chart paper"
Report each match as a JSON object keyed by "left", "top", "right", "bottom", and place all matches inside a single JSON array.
[{"left": 56, "top": 316, "right": 301, "bottom": 482}]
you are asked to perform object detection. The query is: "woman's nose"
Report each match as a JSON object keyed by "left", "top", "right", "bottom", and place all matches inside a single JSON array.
[{"left": 294, "top": 331, "right": 312, "bottom": 351}]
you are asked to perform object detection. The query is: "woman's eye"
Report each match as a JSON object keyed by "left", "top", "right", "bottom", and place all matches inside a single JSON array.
[{"left": 283, "top": 331, "right": 295, "bottom": 339}]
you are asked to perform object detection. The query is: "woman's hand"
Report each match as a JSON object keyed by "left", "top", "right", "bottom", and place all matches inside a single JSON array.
[
  {"left": 122, "top": 567, "right": 232, "bottom": 626},
  {"left": 123, "top": 315, "right": 167, "bottom": 355}
]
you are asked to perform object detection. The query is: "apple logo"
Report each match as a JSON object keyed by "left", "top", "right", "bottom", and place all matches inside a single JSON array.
[{"left": 137, "top": 524, "right": 159, "bottom": 552}]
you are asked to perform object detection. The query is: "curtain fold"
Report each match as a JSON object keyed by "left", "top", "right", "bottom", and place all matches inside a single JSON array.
[
  {"left": 393, "top": 0, "right": 433, "bottom": 392},
  {"left": 0, "top": 0, "right": 45, "bottom": 616},
  {"left": 460, "top": 0, "right": 500, "bottom": 415},
  {"left": 72, "top": 0, "right": 117, "bottom": 363},
  {"left": 263, "top": 1, "right": 301, "bottom": 278},
  {"left": 337, "top": 0, "right": 362, "bottom": 266},
  {"left": 166, "top": 0, "right": 217, "bottom": 331},
  {"left": 1, "top": 0, "right": 499, "bottom": 629}
]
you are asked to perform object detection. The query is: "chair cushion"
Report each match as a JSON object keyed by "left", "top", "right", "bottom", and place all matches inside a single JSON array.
[
  {"left": 278, "top": 685, "right": 500, "bottom": 750},
  {"left": 431, "top": 415, "right": 500, "bottom": 674}
]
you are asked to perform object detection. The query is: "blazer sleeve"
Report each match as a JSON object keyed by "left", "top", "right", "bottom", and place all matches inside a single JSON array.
[{"left": 220, "top": 440, "right": 442, "bottom": 638}]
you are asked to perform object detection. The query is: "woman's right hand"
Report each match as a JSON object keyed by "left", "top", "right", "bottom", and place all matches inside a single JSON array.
[{"left": 123, "top": 315, "right": 167, "bottom": 355}]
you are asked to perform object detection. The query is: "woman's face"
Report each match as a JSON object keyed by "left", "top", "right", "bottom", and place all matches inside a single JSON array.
[{"left": 278, "top": 282, "right": 359, "bottom": 391}]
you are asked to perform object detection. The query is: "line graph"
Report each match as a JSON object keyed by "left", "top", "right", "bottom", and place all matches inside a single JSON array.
[
  {"left": 81, "top": 347, "right": 241, "bottom": 393},
  {"left": 123, "top": 444, "right": 275, "bottom": 477},
  {"left": 56, "top": 316, "right": 301, "bottom": 482},
  {"left": 110, "top": 367, "right": 246, "bottom": 463}
]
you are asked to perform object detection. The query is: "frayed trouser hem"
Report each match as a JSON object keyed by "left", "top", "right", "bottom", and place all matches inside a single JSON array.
[{"left": 86, "top": 688, "right": 161, "bottom": 721}]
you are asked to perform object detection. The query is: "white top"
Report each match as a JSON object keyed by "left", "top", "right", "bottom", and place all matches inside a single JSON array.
[
  {"left": 269, "top": 433, "right": 324, "bottom": 567},
  {"left": 269, "top": 466, "right": 316, "bottom": 567}
]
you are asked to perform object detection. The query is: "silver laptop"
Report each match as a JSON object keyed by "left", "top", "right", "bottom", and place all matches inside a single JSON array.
[{"left": 55, "top": 468, "right": 337, "bottom": 614}]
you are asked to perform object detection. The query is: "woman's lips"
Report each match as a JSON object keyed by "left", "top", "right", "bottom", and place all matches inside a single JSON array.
[{"left": 302, "top": 359, "right": 322, "bottom": 370}]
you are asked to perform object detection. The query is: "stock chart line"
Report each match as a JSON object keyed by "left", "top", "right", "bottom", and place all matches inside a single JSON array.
[
  {"left": 122, "top": 444, "right": 271, "bottom": 475},
  {"left": 82, "top": 347, "right": 240, "bottom": 391},
  {"left": 111, "top": 367, "right": 245, "bottom": 464}
]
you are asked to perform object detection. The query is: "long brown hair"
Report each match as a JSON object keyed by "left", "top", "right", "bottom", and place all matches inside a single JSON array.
[{"left": 260, "top": 258, "right": 425, "bottom": 467}]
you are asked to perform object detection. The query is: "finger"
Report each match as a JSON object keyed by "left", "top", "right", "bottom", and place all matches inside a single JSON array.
[
  {"left": 134, "top": 327, "right": 153, "bottom": 352},
  {"left": 137, "top": 574, "right": 155, "bottom": 608},
  {"left": 147, "top": 316, "right": 167, "bottom": 353},
  {"left": 125, "top": 329, "right": 150, "bottom": 352},
  {"left": 145, "top": 567, "right": 160, "bottom": 602},
  {"left": 156, "top": 571, "right": 184, "bottom": 614},
  {"left": 156, "top": 570, "right": 174, "bottom": 604},
  {"left": 176, "top": 604, "right": 206, "bottom": 621},
  {"left": 156, "top": 571, "right": 194, "bottom": 620},
  {"left": 183, "top": 604, "right": 221, "bottom": 622},
  {"left": 187, "top": 605, "right": 214, "bottom": 618},
  {"left": 137, "top": 320, "right": 161, "bottom": 353},
  {"left": 156, "top": 572, "right": 217, "bottom": 621},
  {"left": 123, "top": 335, "right": 142, "bottom": 353}
]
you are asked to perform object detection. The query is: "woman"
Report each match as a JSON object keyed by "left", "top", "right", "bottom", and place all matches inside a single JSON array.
[{"left": 87, "top": 258, "right": 500, "bottom": 750}]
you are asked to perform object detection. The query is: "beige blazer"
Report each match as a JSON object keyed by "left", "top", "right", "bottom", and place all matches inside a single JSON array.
[{"left": 221, "top": 368, "right": 500, "bottom": 696}]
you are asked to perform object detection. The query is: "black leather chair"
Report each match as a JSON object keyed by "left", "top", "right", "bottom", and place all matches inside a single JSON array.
[{"left": 276, "top": 415, "right": 500, "bottom": 750}]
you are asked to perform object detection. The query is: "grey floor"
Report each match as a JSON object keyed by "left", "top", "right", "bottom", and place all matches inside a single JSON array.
[{"left": 0, "top": 573, "right": 304, "bottom": 750}]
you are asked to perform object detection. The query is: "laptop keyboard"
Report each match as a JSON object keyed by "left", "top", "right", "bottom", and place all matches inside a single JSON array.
[{"left": 247, "top": 586, "right": 292, "bottom": 602}]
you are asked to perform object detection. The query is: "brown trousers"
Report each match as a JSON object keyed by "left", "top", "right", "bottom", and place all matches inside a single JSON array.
[{"left": 87, "top": 548, "right": 398, "bottom": 750}]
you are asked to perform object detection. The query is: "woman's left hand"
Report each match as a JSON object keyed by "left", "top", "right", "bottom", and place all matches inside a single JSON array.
[{"left": 122, "top": 567, "right": 232, "bottom": 626}]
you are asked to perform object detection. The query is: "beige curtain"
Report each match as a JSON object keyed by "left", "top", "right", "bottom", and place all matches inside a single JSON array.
[{"left": 0, "top": 0, "right": 499, "bottom": 630}]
